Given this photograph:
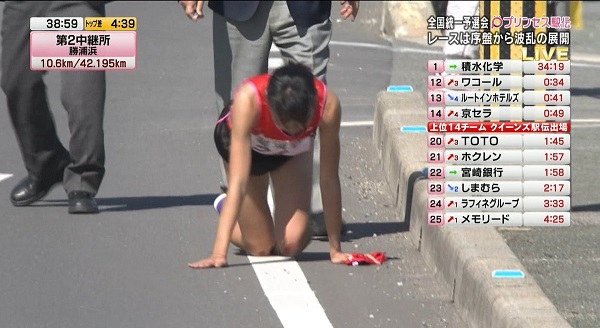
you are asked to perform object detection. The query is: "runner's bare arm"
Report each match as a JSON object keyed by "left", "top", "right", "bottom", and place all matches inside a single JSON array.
[
  {"left": 319, "top": 90, "right": 352, "bottom": 264},
  {"left": 189, "top": 83, "right": 258, "bottom": 268}
]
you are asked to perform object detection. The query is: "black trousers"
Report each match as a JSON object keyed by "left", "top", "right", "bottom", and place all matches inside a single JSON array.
[{"left": 1, "top": 1, "right": 107, "bottom": 194}]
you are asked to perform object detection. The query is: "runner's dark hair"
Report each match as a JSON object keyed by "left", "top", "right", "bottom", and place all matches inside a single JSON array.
[{"left": 267, "top": 62, "right": 317, "bottom": 125}]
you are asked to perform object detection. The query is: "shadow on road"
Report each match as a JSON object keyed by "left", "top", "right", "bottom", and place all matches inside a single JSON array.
[
  {"left": 571, "top": 87, "right": 600, "bottom": 99},
  {"left": 38, "top": 193, "right": 220, "bottom": 211},
  {"left": 338, "top": 221, "right": 409, "bottom": 241},
  {"left": 225, "top": 251, "right": 400, "bottom": 265},
  {"left": 98, "top": 194, "right": 221, "bottom": 211},
  {"left": 572, "top": 203, "right": 600, "bottom": 212}
]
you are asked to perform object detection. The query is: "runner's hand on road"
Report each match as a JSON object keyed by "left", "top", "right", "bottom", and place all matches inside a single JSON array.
[{"left": 188, "top": 254, "right": 227, "bottom": 269}]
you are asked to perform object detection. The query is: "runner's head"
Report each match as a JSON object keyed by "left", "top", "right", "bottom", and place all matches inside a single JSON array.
[{"left": 267, "top": 62, "right": 317, "bottom": 137}]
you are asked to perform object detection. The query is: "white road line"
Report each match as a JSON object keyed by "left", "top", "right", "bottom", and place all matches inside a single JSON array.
[
  {"left": 331, "top": 40, "right": 448, "bottom": 55},
  {"left": 571, "top": 53, "right": 600, "bottom": 64},
  {"left": 571, "top": 62, "right": 600, "bottom": 69},
  {"left": 393, "top": 47, "right": 445, "bottom": 55},
  {"left": 272, "top": 41, "right": 402, "bottom": 53},
  {"left": 247, "top": 255, "right": 333, "bottom": 328},
  {"left": 572, "top": 123, "right": 600, "bottom": 128},
  {"left": 268, "top": 57, "right": 284, "bottom": 69},
  {"left": 331, "top": 40, "right": 395, "bottom": 52},
  {"left": 273, "top": 40, "right": 443, "bottom": 55},
  {"left": 341, "top": 120, "right": 374, "bottom": 127},
  {"left": 0, "top": 173, "right": 13, "bottom": 183},
  {"left": 571, "top": 119, "right": 600, "bottom": 123}
]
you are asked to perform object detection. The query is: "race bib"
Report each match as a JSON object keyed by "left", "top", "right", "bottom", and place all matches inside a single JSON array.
[{"left": 251, "top": 134, "right": 313, "bottom": 156}]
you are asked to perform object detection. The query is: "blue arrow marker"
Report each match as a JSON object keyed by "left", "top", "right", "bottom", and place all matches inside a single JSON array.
[
  {"left": 422, "top": 168, "right": 428, "bottom": 175},
  {"left": 400, "top": 126, "right": 427, "bottom": 133},
  {"left": 492, "top": 270, "right": 525, "bottom": 279},
  {"left": 387, "top": 85, "right": 413, "bottom": 92}
]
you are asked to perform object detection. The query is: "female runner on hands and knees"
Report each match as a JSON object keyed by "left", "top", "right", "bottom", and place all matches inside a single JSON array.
[{"left": 188, "top": 62, "right": 351, "bottom": 268}]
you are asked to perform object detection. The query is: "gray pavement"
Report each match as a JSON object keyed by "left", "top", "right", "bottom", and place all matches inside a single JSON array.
[
  {"left": 0, "top": 2, "right": 467, "bottom": 328},
  {"left": 381, "top": 1, "right": 600, "bottom": 327}
]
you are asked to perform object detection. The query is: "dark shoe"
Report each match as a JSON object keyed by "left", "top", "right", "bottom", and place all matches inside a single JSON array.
[
  {"left": 68, "top": 191, "right": 99, "bottom": 214},
  {"left": 310, "top": 211, "right": 347, "bottom": 237},
  {"left": 10, "top": 176, "right": 62, "bottom": 206}
]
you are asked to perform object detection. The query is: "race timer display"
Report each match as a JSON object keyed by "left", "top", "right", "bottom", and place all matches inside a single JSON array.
[{"left": 29, "top": 17, "right": 137, "bottom": 70}]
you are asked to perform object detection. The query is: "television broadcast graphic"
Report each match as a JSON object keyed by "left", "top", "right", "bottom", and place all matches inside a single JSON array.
[
  {"left": 426, "top": 4, "right": 571, "bottom": 228},
  {"left": 0, "top": 2, "right": 597, "bottom": 328},
  {"left": 29, "top": 16, "right": 136, "bottom": 70}
]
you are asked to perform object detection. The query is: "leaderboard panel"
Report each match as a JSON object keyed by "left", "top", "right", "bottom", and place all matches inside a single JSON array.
[
  {"left": 426, "top": 57, "right": 570, "bottom": 228},
  {"left": 29, "top": 17, "right": 136, "bottom": 70}
]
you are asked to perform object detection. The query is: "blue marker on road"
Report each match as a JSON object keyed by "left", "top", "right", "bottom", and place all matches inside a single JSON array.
[
  {"left": 400, "top": 126, "right": 427, "bottom": 133},
  {"left": 492, "top": 270, "right": 525, "bottom": 279},
  {"left": 387, "top": 85, "right": 413, "bottom": 92}
]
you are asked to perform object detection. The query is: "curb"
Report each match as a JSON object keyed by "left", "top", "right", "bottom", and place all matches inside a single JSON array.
[{"left": 372, "top": 91, "right": 571, "bottom": 328}]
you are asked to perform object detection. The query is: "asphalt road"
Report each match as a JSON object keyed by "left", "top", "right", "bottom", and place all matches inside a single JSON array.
[{"left": 0, "top": 2, "right": 465, "bottom": 328}]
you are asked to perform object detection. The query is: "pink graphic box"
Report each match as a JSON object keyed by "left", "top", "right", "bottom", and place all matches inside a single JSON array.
[{"left": 30, "top": 31, "right": 136, "bottom": 57}]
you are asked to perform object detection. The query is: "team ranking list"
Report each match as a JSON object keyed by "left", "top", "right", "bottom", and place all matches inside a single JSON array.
[{"left": 426, "top": 57, "right": 571, "bottom": 227}]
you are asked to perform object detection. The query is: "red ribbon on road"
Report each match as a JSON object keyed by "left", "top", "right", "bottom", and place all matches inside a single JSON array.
[{"left": 345, "top": 252, "right": 386, "bottom": 266}]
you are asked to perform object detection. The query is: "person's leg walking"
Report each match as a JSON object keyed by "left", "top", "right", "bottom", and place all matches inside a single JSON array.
[
  {"left": 52, "top": 1, "right": 107, "bottom": 196},
  {"left": 213, "top": 1, "right": 273, "bottom": 191},
  {"left": 60, "top": 67, "right": 106, "bottom": 195},
  {"left": 1, "top": 1, "right": 70, "bottom": 205},
  {"left": 46, "top": 1, "right": 107, "bottom": 213}
]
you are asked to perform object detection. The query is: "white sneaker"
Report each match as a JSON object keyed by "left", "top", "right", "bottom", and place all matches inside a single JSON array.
[{"left": 213, "top": 193, "right": 227, "bottom": 214}]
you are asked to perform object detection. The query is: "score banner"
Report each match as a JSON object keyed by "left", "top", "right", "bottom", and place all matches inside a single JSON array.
[
  {"left": 30, "top": 31, "right": 136, "bottom": 70},
  {"left": 426, "top": 58, "right": 571, "bottom": 227}
]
